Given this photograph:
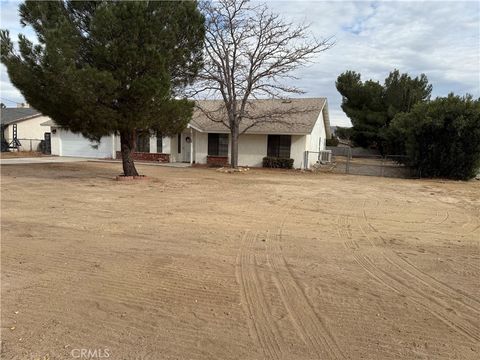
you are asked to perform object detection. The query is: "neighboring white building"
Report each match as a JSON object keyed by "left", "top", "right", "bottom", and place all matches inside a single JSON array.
[
  {"left": 40, "top": 124, "right": 117, "bottom": 159},
  {"left": 41, "top": 98, "right": 331, "bottom": 168},
  {"left": 0, "top": 106, "right": 52, "bottom": 152}
]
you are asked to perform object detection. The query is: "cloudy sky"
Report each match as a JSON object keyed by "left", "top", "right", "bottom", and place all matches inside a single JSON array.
[{"left": 1, "top": 0, "right": 479, "bottom": 126}]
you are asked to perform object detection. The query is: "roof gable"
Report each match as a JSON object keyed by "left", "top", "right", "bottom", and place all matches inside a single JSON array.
[{"left": 0, "top": 108, "right": 41, "bottom": 126}]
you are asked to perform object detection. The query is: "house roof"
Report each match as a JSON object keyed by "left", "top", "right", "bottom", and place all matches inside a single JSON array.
[
  {"left": 40, "top": 119, "right": 56, "bottom": 127},
  {"left": 190, "top": 98, "right": 331, "bottom": 137},
  {"left": 0, "top": 107, "right": 41, "bottom": 126},
  {"left": 34, "top": 98, "right": 332, "bottom": 137}
]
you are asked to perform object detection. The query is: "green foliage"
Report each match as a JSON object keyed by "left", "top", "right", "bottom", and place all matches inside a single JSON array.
[
  {"left": 336, "top": 69, "right": 432, "bottom": 150},
  {"left": 262, "top": 157, "right": 294, "bottom": 169},
  {"left": 0, "top": 0, "right": 205, "bottom": 141},
  {"left": 334, "top": 126, "right": 353, "bottom": 140},
  {"left": 389, "top": 94, "right": 480, "bottom": 180},
  {"left": 326, "top": 137, "right": 339, "bottom": 147}
]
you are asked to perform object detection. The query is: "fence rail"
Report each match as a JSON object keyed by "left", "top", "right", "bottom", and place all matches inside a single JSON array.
[
  {"left": 4, "top": 138, "right": 44, "bottom": 152},
  {"left": 305, "top": 149, "right": 419, "bottom": 179}
]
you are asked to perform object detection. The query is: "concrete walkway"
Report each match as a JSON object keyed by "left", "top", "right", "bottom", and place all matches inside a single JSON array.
[{"left": 0, "top": 156, "right": 90, "bottom": 165}]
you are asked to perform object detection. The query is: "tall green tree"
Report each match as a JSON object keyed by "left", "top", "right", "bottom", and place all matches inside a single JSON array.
[
  {"left": 336, "top": 69, "right": 432, "bottom": 152},
  {"left": 1, "top": 1, "right": 205, "bottom": 176}
]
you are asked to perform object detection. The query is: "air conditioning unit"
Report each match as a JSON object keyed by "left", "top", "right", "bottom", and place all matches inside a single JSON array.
[{"left": 318, "top": 150, "right": 332, "bottom": 163}]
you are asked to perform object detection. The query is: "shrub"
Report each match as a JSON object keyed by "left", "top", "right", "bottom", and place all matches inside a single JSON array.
[
  {"left": 326, "top": 137, "right": 339, "bottom": 147},
  {"left": 262, "top": 157, "right": 294, "bottom": 169},
  {"left": 389, "top": 94, "right": 480, "bottom": 180}
]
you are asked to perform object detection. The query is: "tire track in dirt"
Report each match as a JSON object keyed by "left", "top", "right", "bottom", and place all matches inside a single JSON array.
[
  {"left": 361, "top": 202, "right": 480, "bottom": 312},
  {"left": 236, "top": 231, "right": 287, "bottom": 360},
  {"left": 236, "top": 226, "right": 345, "bottom": 360},
  {"left": 337, "top": 204, "right": 479, "bottom": 344},
  {"left": 273, "top": 201, "right": 346, "bottom": 359},
  {"left": 266, "top": 230, "right": 346, "bottom": 360}
]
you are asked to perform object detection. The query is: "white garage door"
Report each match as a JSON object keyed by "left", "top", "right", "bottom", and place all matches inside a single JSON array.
[{"left": 60, "top": 130, "right": 113, "bottom": 158}]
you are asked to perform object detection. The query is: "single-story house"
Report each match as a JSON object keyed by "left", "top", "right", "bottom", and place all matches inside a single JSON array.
[
  {"left": 0, "top": 106, "right": 52, "bottom": 151},
  {"left": 42, "top": 98, "right": 331, "bottom": 168}
]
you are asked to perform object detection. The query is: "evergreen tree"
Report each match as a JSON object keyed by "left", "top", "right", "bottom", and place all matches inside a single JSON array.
[
  {"left": 1, "top": 1, "right": 205, "bottom": 175},
  {"left": 389, "top": 94, "right": 480, "bottom": 180},
  {"left": 336, "top": 69, "right": 431, "bottom": 152}
]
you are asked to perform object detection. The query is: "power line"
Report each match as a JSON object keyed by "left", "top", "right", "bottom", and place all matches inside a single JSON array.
[
  {"left": 0, "top": 96, "right": 24, "bottom": 105},
  {"left": 0, "top": 97, "right": 42, "bottom": 119}
]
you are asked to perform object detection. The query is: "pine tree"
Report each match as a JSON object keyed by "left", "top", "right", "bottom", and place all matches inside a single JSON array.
[
  {"left": 336, "top": 69, "right": 432, "bottom": 152},
  {"left": 1, "top": 1, "right": 205, "bottom": 175}
]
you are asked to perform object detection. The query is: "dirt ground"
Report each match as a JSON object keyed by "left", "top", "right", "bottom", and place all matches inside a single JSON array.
[
  {"left": 1, "top": 151, "right": 46, "bottom": 159},
  {"left": 1, "top": 162, "right": 479, "bottom": 360}
]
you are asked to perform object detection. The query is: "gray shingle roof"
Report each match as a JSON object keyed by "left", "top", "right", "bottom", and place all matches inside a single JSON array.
[
  {"left": 14, "top": 98, "right": 332, "bottom": 138},
  {"left": 191, "top": 98, "right": 330, "bottom": 136},
  {"left": 0, "top": 107, "right": 41, "bottom": 126}
]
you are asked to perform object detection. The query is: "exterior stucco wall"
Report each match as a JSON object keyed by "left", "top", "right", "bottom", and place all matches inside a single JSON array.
[
  {"left": 111, "top": 128, "right": 313, "bottom": 169},
  {"left": 162, "top": 136, "right": 171, "bottom": 155},
  {"left": 170, "top": 134, "right": 180, "bottom": 162},
  {"left": 237, "top": 134, "right": 268, "bottom": 167},
  {"left": 114, "top": 135, "right": 120, "bottom": 154},
  {"left": 305, "top": 110, "right": 326, "bottom": 152},
  {"left": 7, "top": 115, "right": 51, "bottom": 141},
  {"left": 291, "top": 135, "right": 307, "bottom": 169},
  {"left": 193, "top": 131, "right": 307, "bottom": 168},
  {"left": 304, "top": 110, "right": 327, "bottom": 168},
  {"left": 194, "top": 131, "right": 209, "bottom": 164},
  {"left": 4, "top": 116, "right": 52, "bottom": 151},
  {"left": 51, "top": 129, "right": 61, "bottom": 155},
  {"left": 113, "top": 133, "right": 172, "bottom": 160}
]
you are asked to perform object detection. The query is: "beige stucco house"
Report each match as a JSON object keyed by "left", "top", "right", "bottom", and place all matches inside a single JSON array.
[
  {"left": 44, "top": 98, "right": 331, "bottom": 169},
  {"left": 1, "top": 106, "right": 51, "bottom": 151}
]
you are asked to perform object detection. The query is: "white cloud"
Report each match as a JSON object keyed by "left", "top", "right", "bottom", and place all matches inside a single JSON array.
[
  {"left": 1, "top": 0, "right": 479, "bottom": 126},
  {"left": 264, "top": 0, "right": 480, "bottom": 126}
]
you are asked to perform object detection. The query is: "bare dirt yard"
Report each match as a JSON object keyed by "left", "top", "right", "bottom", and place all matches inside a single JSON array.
[
  {"left": 1, "top": 162, "right": 479, "bottom": 360},
  {"left": 0, "top": 151, "right": 47, "bottom": 159}
]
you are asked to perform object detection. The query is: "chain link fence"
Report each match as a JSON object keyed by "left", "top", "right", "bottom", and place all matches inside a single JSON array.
[
  {"left": 305, "top": 148, "right": 419, "bottom": 179},
  {"left": 4, "top": 138, "right": 45, "bottom": 152}
]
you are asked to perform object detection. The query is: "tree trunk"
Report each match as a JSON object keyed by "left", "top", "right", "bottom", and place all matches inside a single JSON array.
[
  {"left": 120, "top": 129, "right": 139, "bottom": 176},
  {"left": 230, "top": 126, "right": 239, "bottom": 168}
]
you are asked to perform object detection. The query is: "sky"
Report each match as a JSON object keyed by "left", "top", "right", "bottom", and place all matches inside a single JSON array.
[{"left": 0, "top": 0, "right": 479, "bottom": 127}]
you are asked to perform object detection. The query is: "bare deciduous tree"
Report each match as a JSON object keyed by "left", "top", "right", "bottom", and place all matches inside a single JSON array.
[{"left": 193, "top": 0, "right": 333, "bottom": 167}]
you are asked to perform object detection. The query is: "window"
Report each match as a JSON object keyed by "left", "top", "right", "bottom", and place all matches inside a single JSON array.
[
  {"left": 208, "top": 133, "right": 229, "bottom": 156},
  {"left": 156, "top": 132, "right": 162, "bottom": 153},
  {"left": 177, "top": 133, "right": 181, "bottom": 154},
  {"left": 267, "top": 135, "right": 291, "bottom": 158},
  {"left": 136, "top": 131, "right": 150, "bottom": 153}
]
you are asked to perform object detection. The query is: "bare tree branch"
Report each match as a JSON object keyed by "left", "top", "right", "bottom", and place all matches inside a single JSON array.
[{"left": 193, "top": 0, "right": 334, "bottom": 167}]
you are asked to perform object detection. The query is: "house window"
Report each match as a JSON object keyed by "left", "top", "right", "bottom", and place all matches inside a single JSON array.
[
  {"left": 208, "top": 133, "right": 229, "bottom": 156},
  {"left": 177, "top": 133, "right": 181, "bottom": 154},
  {"left": 267, "top": 135, "right": 291, "bottom": 158},
  {"left": 136, "top": 130, "right": 150, "bottom": 153},
  {"left": 156, "top": 132, "right": 162, "bottom": 153}
]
